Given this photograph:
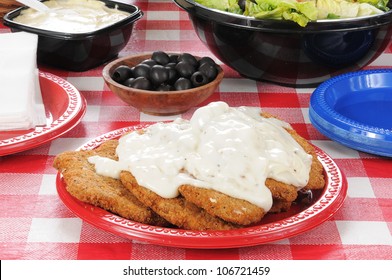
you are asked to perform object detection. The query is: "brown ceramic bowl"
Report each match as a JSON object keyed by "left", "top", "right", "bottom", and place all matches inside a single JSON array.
[{"left": 102, "top": 53, "right": 224, "bottom": 115}]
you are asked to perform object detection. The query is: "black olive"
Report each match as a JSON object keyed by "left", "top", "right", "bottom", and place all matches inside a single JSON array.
[
  {"left": 169, "top": 54, "right": 179, "bottom": 63},
  {"left": 150, "top": 65, "right": 169, "bottom": 85},
  {"left": 175, "top": 61, "right": 196, "bottom": 79},
  {"left": 198, "top": 56, "right": 216, "bottom": 68},
  {"left": 166, "top": 67, "right": 178, "bottom": 84},
  {"left": 156, "top": 83, "right": 174, "bottom": 91},
  {"left": 140, "top": 59, "right": 157, "bottom": 67},
  {"left": 132, "top": 64, "right": 151, "bottom": 79},
  {"left": 238, "top": 0, "right": 246, "bottom": 11},
  {"left": 165, "top": 62, "right": 177, "bottom": 70},
  {"left": 130, "top": 77, "right": 152, "bottom": 90},
  {"left": 174, "top": 77, "right": 192, "bottom": 90},
  {"left": 113, "top": 52, "right": 219, "bottom": 92},
  {"left": 296, "top": 189, "right": 313, "bottom": 205},
  {"left": 178, "top": 53, "right": 198, "bottom": 68},
  {"left": 190, "top": 71, "right": 209, "bottom": 87},
  {"left": 112, "top": 65, "right": 133, "bottom": 83},
  {"left": 152, "top": 51, "right": 170, "bottom": 65},
  {"left": 198, "top": 62, "right": 218, "bottom": 81},
  {"left": 123, "top": 77, "right": 135, "bottom": 87}
]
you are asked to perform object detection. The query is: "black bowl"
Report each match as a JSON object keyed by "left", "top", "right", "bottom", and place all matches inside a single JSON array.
[
  {"left": 3, "top": 0, "right": 143, "bottom": 71},
  {"left": 172, "top": 0, "right": 392, "bottom": 87}
]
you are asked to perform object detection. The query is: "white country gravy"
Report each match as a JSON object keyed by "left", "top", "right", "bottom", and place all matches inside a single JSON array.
[
  {"left": 13, "top": 0, "right": 130, "bottom": 33},
  {"left": 88, "top": 102, "right": 313, "bottom": 211}
]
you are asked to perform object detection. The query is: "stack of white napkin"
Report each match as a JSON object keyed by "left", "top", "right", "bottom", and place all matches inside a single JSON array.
[{"left": 0, "top": 32, "right": 46, "bottom": 131}]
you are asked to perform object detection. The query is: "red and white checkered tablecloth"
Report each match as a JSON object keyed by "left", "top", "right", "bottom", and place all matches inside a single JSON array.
[{"left": 1, "top": 0, "right": 392, "bottom": 260}]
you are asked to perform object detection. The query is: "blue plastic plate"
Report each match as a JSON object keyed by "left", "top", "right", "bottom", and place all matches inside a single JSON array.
[{"left": 309, "top": 69, "right": 392, "bottom": 157}]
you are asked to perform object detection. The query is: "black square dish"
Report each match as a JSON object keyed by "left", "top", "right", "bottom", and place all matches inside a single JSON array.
[{"left": 3, "top": 0, "right": 143, "bottom": 71}]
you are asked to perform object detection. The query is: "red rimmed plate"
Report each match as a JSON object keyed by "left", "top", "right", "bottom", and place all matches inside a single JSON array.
[
  {"left": 56, "top": 126, "right": 347, "bottom": 249},
  {"left": 0, "top": 71, "right": 86, "bottom": 156}
]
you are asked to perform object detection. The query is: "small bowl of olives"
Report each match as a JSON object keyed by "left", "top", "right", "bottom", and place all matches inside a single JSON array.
[{"left": 102, "top": 51, "right": 224, "bottom": 115}]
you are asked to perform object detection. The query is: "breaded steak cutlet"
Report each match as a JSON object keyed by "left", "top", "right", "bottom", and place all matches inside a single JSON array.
[
  {"left": 120, "top": 171, "right": 239, "bottom": 230},
  {"left": 53, "top": 140, "right": 169, "bottom": 227},
  {"left": 285, "top": 129, "right": 325, "bottom": 190},
  {"left": 179, "top": 113, "right": 325, "bottom": 219},
  {"left": 54, "top": 110, "right": 325, "bottom": 231},
  {"left": 262, "top": 112, "right": 325, "bottom": 192},
  {"left": 268, "top": 199, "right": 292, "bottom": 213},
  {"left": 260, "top": 113, "right": 324, "bottom": 212},
  {"left": 178, "top": 186, "right": 265, "bottom": 226}
]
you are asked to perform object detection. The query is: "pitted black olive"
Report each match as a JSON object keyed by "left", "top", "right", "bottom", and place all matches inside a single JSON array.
[
  {"left": 198, "top": 56, "right": 217, "bottom": 68},
  {"left": 140, "top": 59, "right": 157, "bottom": 67},
  {"left": 132, "top": 64, "right": 151, "bottom": 79},
  {"left": 169, "top": 54, "right": 179, "bottom": 63},
  {"left": 175, "top": 61, "right": 196, "bottom": 79},
  {"left": 238, "top": 0, "right": 246, "bottom": 11},
  {"left": 165, "top": 62, "right": 177, "bottom": 70},
  {"left": 130, "top": 77, "right": 152, "bottom": 90},
  {"left": 150, "top": 65, "right": 169, "bottom": 85},
  {"left": 112, "top": 65, "right": 132, "bottom": 83},
  {"left": 123, "top": 77, "right": 135, "bottom": 87},
  {"left": 110, "top": 51, "right": 220, "bottom": 91},
  {"left": 156, "top": 84, "right": 174, "bottom": 91},
  {"left": 198, "top": 62, "right": 218, "bottom": 81},
  {"left": 178, "top": 53, "right": 198, "bottom": 68},
  {"left": 166, "top": 67, "right": 178, "bottom": 84},
  {"left": 190, "top": 71, "right": 209, "bottom": 87},
  {"left": 174, "top": 77, "right": 192, "bottom": 90},
  {"left": 152, "top": 51, "right": 170, "bottom": 65}
]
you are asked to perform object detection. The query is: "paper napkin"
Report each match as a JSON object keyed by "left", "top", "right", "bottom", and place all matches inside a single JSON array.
[{"left": 0, "top": 32, "right": 46, "bottom": 131}]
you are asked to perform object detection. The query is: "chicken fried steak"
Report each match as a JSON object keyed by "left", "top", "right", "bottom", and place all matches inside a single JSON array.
[{"left": 53, "top": 140, "right": 169, "bottom": 226}]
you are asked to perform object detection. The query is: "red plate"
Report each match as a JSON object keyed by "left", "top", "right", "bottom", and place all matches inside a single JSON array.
[
  {"left": 56, "top": 126, "right": 347, "bottom": 249},
  {"left": 0, "top": 72, "right": 86, "bottom": 156}
]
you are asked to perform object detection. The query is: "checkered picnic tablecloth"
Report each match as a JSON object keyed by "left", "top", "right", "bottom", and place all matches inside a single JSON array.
[{"left": 1, "top": 0, "right": 392, "bottom": 260}]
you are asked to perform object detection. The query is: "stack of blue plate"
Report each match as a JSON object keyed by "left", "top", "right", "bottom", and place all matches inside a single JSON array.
[{"left": 309, "top": 69, "right": 392, "bottom": 157}]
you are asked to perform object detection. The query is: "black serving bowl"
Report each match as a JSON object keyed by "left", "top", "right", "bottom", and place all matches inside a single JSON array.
[
  {"left": 172, "top": 0, "right": 392, "bottom": 87},
  {"left": 3, "top": 0, "right": 143, "bottom": 71}
]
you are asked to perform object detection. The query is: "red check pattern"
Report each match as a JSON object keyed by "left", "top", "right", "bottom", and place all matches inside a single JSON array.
[{"left": 1, "top": 0, "right": 392, "bottom": 260}]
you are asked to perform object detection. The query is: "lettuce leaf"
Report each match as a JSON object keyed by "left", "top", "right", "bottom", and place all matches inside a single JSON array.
[
  {"left": 195, "top": 0, "right": 243, "bottom": 14},
  {"left": 194, "top": 0, "right": 390, "bottom": 26},
  {"left": 358, "top": 0, "right": 390, "bottom": 11},
  {"left": 245, "top": 0, "right": 317, "bottom": 26},
  {"left": 316, "top": 0, "right": 386, "bottom": 19}
]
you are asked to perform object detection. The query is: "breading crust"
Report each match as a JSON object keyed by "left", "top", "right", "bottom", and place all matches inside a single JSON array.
[
  {"left": 53, "top": 140, "right": 169, "bottom": 227},
  {"left": 120, "top": 171, "right": 238, "bottom": 230},
  {"left": 261, "top": 112, "right": 325, "bottom": 191},
  {"left": 178, "top": 185, "right": 265, "bottom": 226},
  {"left": 177, "top": 113, "right": 325, "bottom": 220},
  {"left": 54, "top": 111, "right": 325, "bottom": 230}
]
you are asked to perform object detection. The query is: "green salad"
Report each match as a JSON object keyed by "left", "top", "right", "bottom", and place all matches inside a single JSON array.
[{"left": 194, "top": 0, "right": 390, "bottom": 26}]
